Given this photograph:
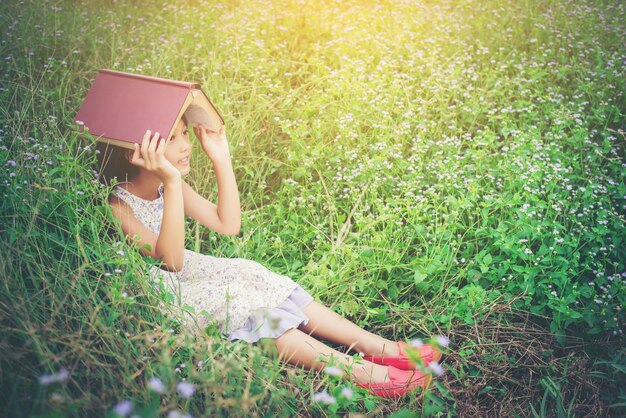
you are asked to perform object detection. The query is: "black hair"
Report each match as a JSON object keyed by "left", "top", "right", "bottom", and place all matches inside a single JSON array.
[{"left": 94, "top": 142, "right": 137, "bottom": 188}]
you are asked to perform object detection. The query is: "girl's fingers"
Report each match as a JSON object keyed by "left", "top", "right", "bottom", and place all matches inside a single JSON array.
[
  {"left": 141, "top": 130, "right": 150, "bottom": 161},
  {"left": 146, "top": 131, "right": 161, "bottom": 167},
  {"left": 148, "top": 132, "right": 160, "bottom": 153},
  {"left": 156, "top": 134, "right": 168, "bottom": 155},
  {"left": 143, "top": 130, "right": 156, "bottom": 169}
]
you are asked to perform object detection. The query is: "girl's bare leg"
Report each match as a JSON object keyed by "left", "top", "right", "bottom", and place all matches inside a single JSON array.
[
  {"left": 298, "top": 301, "right": 401, "bottom": 357},
  {"left": 274, "top": 327, "right": 391, "bottom": 384}
]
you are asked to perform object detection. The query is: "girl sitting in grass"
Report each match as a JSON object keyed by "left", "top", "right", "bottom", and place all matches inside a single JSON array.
[{"left": 96, "top": 115, "right": 442, "bottom": 398}]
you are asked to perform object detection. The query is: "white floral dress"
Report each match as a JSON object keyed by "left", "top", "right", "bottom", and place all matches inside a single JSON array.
[{"left": 112, "top": 183, "right": 314, "bottom": 342}]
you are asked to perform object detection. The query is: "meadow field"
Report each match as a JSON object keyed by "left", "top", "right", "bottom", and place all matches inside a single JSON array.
[{"left": 1, "top": 0, "right": 624, "bottom": 416}]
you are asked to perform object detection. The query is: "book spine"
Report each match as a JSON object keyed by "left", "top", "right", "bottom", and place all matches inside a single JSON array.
[{"left": 100, "top": 69, "right": 201, "bottom": 89}]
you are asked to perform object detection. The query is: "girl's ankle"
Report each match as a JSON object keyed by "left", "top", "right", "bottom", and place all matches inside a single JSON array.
[
  {"left": 364, "top": 340, "right": 401, "bottom": 357},
  {"left": 351, "top": 363, "right": 389, "bottom": 384}
]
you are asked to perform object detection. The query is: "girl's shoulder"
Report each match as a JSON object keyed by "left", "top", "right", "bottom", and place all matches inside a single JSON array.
[{"left": 112, "top": 182, "right": 133, "bottom": 195}]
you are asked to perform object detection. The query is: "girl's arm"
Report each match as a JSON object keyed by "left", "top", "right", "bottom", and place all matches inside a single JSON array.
[
  {"left": 109, "top": 188, "right": 185, "bottom": 272},
  {"left": 155, "top": 177, "right": 185, "bottom": 270},
  {"left": 213, "top": 156, "right": 241, "bottom": 234},
  {"left": 109, "top": 194, "right": 160, "bottom": 258},
  {"left": 110, "top": 131, "right": 186, "bottom": 271},
  {"left": 185, "top": 124, "right": 241, "bottom": 235}
]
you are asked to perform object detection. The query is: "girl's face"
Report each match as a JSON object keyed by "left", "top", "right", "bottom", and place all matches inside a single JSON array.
[{"left": 164, "top": 119, "right": 192, "bottom": 176}]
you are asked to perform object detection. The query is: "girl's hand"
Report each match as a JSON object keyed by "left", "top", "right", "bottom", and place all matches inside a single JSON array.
[
  {"left": 194, "top": 123, "right": 230, "bottom": 162},
  {"left": 129, "top": 130, "right": 181, "bottom": 182}
]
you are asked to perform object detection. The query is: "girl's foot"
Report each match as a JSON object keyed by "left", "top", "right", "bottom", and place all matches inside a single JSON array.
[
  {"left": 352, "top": 362, "right": 432, "bottom": 398},
  {"left": 363, "top": 341, "right": 442, "bottom": 370}
]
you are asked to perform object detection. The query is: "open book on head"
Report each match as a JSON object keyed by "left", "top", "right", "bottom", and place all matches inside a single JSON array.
[{"left": 74, "top": 69, "right": 224, "bottom": 149}]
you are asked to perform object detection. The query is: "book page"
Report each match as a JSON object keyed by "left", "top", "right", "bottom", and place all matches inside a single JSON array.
[
  {"left": 183, "top": 89, "right": 224, "bottom": 131},
  {"left": 184, "top": 104, "right": 216, "bottom": 130}
]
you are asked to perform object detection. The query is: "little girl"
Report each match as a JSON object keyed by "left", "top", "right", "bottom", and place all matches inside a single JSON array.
[{"left": 96, "top": 116, "right": 441, "bottom": 398}]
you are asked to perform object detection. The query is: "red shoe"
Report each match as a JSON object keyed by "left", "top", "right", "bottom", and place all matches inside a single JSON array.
[
  {"left": 356, "top": 365, "right": 432, "bottom": 398},
  {"left": 363, "top": 341, "right": 442, "bottom": 371}
]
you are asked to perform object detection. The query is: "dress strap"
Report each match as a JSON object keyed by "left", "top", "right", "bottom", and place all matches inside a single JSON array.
[{"left": 112, "top": 183, "right": 164, "bottom": 203}]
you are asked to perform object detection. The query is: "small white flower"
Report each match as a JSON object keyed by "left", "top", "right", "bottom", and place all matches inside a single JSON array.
[
  {"left": 176, "top": 381, "right": 195, "bottom": 398},
  {"left": 50, "top": 392, "right": 64, "bottom": 402},
  {"left": 38, "top": 375, "right": 56, "bottom": 385},
  {"left": 341, "top": 387, "right": 353, "bottom": 400},
  {"left": 55, "top": 368, "right": 69, "bottom": 380},
  {"left": 435, "top": 335, "right": 450, "bottom": 348},
  {"left": 148, "top": 377, "right": 166, "bottom": 394},
  {"left": 313, "top": 390, "right": 336, "bottom": 404},
  {"left": 116, "top": 250, "right": 125, "bottom": 256},
  {"left": 323, "top": 366, "right": 343, "bottom": 377},
  {"left": 410, "top": 338, "right": 424, "bottom": 348},
  {"left": 524, "top": 248, "right": 533, "bottom": 255},
  {"left": 427, "top": 361, "right": 445, "bottom": 377},
  {"left": 38, "top": 368, "right": 70, "bottom": 385},
  {"left": 112, "top": 400, "right": 133, "bottom": 417}
]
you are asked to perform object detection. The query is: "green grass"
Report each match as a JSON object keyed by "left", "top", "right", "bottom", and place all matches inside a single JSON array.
[{"left": 1, "top": 0, "right": 625, "bottom": 416}]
